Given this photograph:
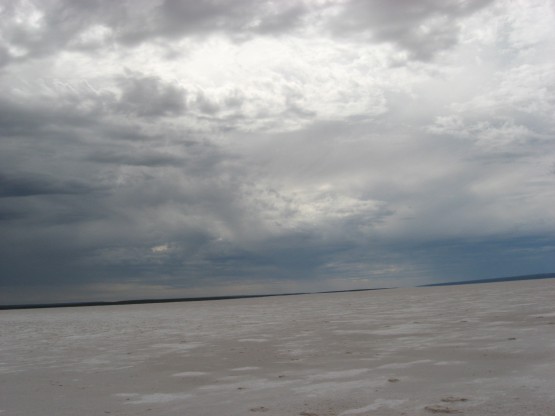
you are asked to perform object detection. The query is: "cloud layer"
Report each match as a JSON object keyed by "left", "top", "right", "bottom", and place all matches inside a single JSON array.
[{"left": 1, "top": 0, "right": 554, "bottom": 303}]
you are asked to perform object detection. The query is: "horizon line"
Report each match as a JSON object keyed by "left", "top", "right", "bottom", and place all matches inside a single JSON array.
[{"left": 2, "top": 272, "right": 554, "bottom": 310}]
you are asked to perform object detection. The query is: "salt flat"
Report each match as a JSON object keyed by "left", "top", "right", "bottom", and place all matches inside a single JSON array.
[{"left": 1, "top": 279, "right": 554, "bottom": 416}]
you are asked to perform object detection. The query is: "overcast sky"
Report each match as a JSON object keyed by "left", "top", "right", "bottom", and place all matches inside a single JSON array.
[{"left": 1, "top": 0, "right": 554, "bottom": 304}]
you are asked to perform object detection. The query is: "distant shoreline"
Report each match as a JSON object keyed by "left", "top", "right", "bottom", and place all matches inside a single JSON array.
[
  {"left": 0, "top": 288, "right": 391, "bottom": 310},
  {"left": 1, "top": 272, "right": 553, "bottom": 310},
  {"left": 419, "top": 272, "right": 555, "bottom": 287}
]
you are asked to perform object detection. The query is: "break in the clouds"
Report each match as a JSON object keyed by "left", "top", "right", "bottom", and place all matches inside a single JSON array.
[{"left": 1, "top": 0, "right": 554, "bottom": 304}]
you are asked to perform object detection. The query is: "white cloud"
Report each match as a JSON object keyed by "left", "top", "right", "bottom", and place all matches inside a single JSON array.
[{"left": 151, "top": 244, "right": 170, "bottom": 254}]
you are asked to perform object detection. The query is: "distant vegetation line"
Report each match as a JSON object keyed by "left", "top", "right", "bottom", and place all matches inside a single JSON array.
[{"left": 1, "top": 273, "right": 553, "bottom": 310}]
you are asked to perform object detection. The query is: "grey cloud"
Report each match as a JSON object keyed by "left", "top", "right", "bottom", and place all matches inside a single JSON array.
[
  {"left": 327, "top": 0, "right": 495, "bottom": 60},
  {"left": 85, "top": 138, "right": 226, "bottom": 174},
  {"left": 194, "top": 91, "right": 221, "bottom": 115},
  {"left": 0, "top": 0, "right": 496, "bottom": 68},
  {"left": 0, "top": 0, "right": 310, "bottom": 65},
  {"left": 88, "top": 150, "right": 184, "bottom": 167},
  {"left": 0, "top": 0, "right": 120, "bottom": 64},
  {"left": 0, "top": 90, "right": 110, "bottom": 141},
  {"left": 0, "top": 173, "right": 97, "bottom": 198},
  {"left": 0, "top": 96, "right": 63, "bottom": 136},
  {"left": 243, "top": 2, "right": 308, "bottom": 35},
  {"left": 119, "top": 0, "right": 309, "bottom": 43},
  {"left": 0, "top": 45, "right": 10, "bottom": 66},
  {"left": 115, "top": 72, "right": 187, "bottom": 117}
]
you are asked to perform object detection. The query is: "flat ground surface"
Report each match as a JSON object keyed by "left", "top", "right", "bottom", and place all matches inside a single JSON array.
[{"left": 1, "top": 279, "right": 554, "bottom": 416}]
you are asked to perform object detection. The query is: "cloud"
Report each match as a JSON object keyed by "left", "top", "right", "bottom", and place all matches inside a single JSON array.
[
  {"left": 149, "top": 0, "right": 309, "bottom": 39},
  {"left": 0, "top": 0, "right": 498, "bottom": 68},
  {"left": 114, "top": 71, "right": 187, "bottom": 117},
  {"left": 1, "top": 0, "right": 554, "bottom": 303},
  {"left": 0, "top": 173, "right": 96, "bottom": 197},
  {"left": 88, "top": 149, "right": 184, "bottom": 167},
  {"left": 325, "top": 0, "right": 496, "bottom": 60},
  {"left": 0, "top": 0, "right": 311, "bottom": 66}
]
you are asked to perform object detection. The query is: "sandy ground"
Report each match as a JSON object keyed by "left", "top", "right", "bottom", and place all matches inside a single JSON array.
[{"left": 1, "top": 279, "right": 554, "bottom": 416}]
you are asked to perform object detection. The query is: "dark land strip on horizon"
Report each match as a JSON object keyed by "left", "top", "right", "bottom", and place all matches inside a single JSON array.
[{"left": 1, "top": 272, "right": 554, "bottom": 310}]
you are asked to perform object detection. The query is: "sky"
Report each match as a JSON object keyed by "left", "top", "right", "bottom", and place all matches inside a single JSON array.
[{"left": 1, "top": 0, "right": 554, "bottom": 304}]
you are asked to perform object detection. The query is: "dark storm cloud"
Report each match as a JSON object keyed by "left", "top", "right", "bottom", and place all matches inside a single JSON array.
[
  {"left": 0, "top": 207, "right": 19, "bottom": 221},
  {"left": 0, "top": 80, "right": 248, "bottom": 295},
  {"left": 0, "top": 88, "right": 112, "bottom": 142},
  {"left": 0, "top": 173, "right": 96, "bottom": 197},
  {"left": 0, "top": 95, "right": 71, "bottom": 136}
]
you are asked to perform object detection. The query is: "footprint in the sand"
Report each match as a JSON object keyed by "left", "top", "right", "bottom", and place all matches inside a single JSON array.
[
  {"left": 441, "top": 397, "right": 468, "bottom": 403},
  {"left": 424, "top": 405, "right": 462, "bottom": 414}
]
